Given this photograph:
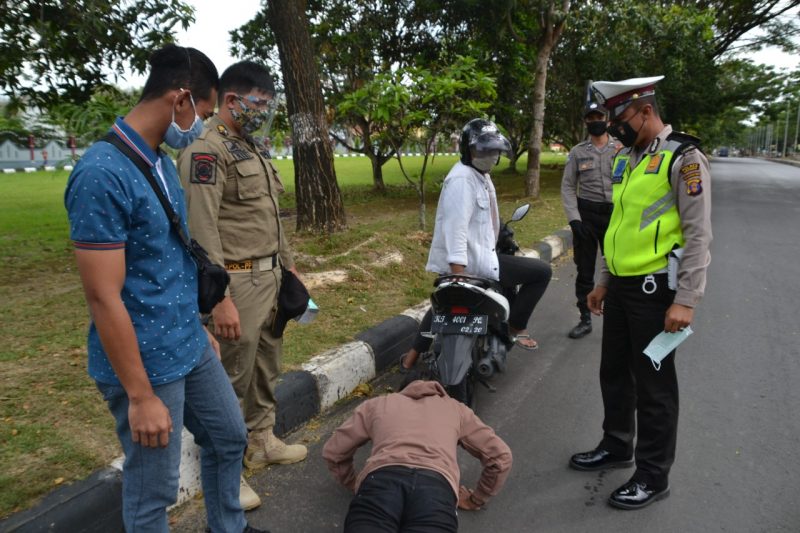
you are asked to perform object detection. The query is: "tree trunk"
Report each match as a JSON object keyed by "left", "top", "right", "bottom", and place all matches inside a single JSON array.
[
  {"left": 507, "top": 152, "right": 519, "bottom": 173},
  {"left": 266, "top": 0, "right": 346, "bottom": 233},
  {"left": 369, "top": 152, "right": 386, "bottom": 193},
  {"left": 524, "top": 0, "right": 570, "bottom": 198}
]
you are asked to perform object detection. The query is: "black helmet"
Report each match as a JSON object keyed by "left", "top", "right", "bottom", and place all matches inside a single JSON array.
[
  {"left": 459, "top": 118, "right": 511, "bottom": 165},
  {"left": 583, "top": 101, "right": 607, "bottom": 118}
]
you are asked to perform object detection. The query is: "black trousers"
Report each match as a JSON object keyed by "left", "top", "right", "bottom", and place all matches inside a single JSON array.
[
  {"left": 412, "top": 254, "right": 552, "bottom": 353},
  {"left": 573, "top": 199, "right": 612, "bottom": 317},
  {"left": 344, "top": 466, "right": 458, "bottom": 533},
  {"left": 598, "top": 274, "right": 678, "bottom": 490}
]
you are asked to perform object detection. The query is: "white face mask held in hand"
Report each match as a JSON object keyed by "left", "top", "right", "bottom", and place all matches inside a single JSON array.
[{"left": 643, "top": 327, "right": 693, "bottom": 370}]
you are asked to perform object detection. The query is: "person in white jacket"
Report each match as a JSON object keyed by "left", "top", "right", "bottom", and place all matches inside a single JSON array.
[{"left": 401, "top": 119, "right": 552, "bottom": 371}]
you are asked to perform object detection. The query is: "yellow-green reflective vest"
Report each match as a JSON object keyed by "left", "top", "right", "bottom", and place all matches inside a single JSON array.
[{"left": 604, "top": 140, "right": 685, "bottom": 276}]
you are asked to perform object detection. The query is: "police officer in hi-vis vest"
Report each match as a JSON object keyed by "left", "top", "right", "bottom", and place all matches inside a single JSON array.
[
  {"left": 561, "top": 101, "right": 617, "bottom": 339},
  {"left": 569, "top": 76, "right": 712, "bottom": 510}
]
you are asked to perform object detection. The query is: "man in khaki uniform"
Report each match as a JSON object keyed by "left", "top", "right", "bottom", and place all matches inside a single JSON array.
[
  {"left": 561, "top": 101, "right": 617, "bottom": 339},
  {"left": 178, "top": 61, "right": 307, "bottom": 510},
  {"left": 569, "top": 76, "right": 712, "bottom": 510}
]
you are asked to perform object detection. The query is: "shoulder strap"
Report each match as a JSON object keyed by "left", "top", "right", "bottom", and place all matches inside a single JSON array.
[
  {"left": 664, "top": 131, "right": 702, "bottom": 185},
  {"left": 101, "top": 132, "right": 195, "bottom": 255}
]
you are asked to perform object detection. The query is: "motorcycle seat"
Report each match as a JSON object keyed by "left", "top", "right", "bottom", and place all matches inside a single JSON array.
[{"left": 434, "top": 274, "right": 503, "bottom": 293}]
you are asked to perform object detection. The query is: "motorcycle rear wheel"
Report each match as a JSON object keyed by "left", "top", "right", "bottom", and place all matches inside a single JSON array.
[{"left": 445, "top": 372, "right": 476, "bottom": 409}]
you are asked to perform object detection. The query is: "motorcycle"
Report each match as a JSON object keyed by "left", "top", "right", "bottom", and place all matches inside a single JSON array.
[{"left": 420, "top": 204, "right": 531, "bottom": 407}]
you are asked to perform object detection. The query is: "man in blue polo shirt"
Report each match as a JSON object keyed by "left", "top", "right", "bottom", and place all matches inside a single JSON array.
[{"left": 65, "top": 45, "right": 268, "bottom": 533}]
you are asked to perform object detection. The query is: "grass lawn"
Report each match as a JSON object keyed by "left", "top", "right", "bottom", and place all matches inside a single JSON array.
[{"left": 0, "top": 152, "right": 567, "bottom": 517}]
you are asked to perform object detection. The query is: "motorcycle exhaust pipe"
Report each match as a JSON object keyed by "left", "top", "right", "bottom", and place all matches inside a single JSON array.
[{"left": 476, "top": 356, "right": 494, "bottom": 379}]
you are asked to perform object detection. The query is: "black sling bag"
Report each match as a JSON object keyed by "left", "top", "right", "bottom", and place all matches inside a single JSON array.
[{"left": 102, "top": 132, "right": 229, "bottom": 314}]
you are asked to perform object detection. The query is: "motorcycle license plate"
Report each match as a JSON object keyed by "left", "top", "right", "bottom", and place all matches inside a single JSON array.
[{"left": 431, "top": 314, "right": 488, "bottom": 335}]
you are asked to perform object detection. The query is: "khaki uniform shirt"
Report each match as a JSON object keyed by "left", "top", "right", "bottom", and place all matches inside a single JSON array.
[
  {"left": 177, "top": 116, "right": 294, "bottom": 275},
  {"left": 561, "top": 136, "right": 617, "bottom": 222},
  {"left": 598, "top": 125, "right": 712, "bottom": 307}
]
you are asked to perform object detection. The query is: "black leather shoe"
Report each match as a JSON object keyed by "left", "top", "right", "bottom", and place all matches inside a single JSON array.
[
  {"left": 568, "top": 319, "right": 592, "bottom": 339},
  {"left": 608, "top": 480, "right": 670, "bottom": 510},
  {"left": 569, "top": 449, "right": 634, "bottom": 471}
]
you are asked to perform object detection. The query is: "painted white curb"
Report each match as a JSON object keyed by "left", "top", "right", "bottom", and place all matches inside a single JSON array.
[
  {"left": 303, "top": 341, "right": 376, "bottom": 410},
  {"left": 542, "top": 235, "right": 564, "bottom": 258},
  {"left": 400, "top": 302, "right": 430, "bottom": 322}
]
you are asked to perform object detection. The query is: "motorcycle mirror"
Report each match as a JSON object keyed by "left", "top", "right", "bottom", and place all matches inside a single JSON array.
[{"left": 510, "top": 204, "right": 530, "bottom": 222}]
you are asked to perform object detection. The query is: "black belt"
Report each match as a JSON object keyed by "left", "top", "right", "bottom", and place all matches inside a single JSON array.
[
  {"left": 377, "top": 465, "right": 449, "bottom": 484},
  {"left": 578, "top": 197, "right": 614, "bottom": 214}
]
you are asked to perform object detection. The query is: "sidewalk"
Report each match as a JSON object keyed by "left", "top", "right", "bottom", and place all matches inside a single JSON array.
[{"left": 0, "top": 227, "right": 573, "bottom": 533}]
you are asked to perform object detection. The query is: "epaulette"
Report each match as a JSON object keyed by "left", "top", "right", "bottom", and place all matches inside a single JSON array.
[{"left": 666, "top": 131, "right": 702, "bottom": 148}]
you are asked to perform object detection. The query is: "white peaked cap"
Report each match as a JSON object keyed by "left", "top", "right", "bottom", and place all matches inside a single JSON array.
[{"left": 591, "top": 75, "right": 665, "bottom": 118}]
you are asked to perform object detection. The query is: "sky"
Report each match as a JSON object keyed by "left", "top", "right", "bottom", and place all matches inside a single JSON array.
[
  {"left": 118, "top": 0, "right": 262, "bottom": 88},
  {"left": 120, "top": 0, "right": 799, "bottom": 87}
]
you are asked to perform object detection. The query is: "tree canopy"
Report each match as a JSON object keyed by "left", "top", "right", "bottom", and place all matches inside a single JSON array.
[{"left": 0, "top": 0, "right": 195, "bottom": 108}]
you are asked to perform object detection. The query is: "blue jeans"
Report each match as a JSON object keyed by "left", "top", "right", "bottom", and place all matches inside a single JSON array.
[{"left": 98, "top": 346, "right": 248, "bottom": 533}]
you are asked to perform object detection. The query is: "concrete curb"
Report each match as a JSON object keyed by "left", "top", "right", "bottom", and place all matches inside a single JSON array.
[{"left": 0, "top": 227, "right": 573, "bottom": 532}]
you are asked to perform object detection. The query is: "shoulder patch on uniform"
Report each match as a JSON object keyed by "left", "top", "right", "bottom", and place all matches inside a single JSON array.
[
  {"left": 680, "top": 162, "right": 699, "bottom": 175},
  {"left": 190, "top": 153, "right": 217, "bottom": 185},
  {"left": 684, "top": 176, "right": 703, "bottom": 196},
  {"left": 223, "top": 140, "right": 254, "bottom": 161},
  {"left": 216, "top": 124, "right": 229, "bottom": 137},
  {"left": 645, "top": 153, "right": 664, "bottom": 174}
]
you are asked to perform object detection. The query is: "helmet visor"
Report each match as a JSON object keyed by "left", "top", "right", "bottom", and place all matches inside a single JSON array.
[{"left": 471, "top": 131, "right": 511, "bottom": 156}]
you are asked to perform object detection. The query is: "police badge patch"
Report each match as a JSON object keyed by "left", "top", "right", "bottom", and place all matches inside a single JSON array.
[
  {"left": 190, "top": 153, "right": 217, "bottom": 184},
  {"left": 680, "top": 161, "right": 703, "bottom": 196},
  {"left": 685, "top": 177, "right": 703, "bottom": 196}
]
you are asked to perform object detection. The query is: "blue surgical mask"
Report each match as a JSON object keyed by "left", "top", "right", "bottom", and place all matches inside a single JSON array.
[{"left": 164, "top": 93, "right": 204, "bottom": 149}]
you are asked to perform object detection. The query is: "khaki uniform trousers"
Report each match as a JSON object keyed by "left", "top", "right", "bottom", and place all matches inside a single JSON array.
[{"left": 212, "top": 265, "right": 283, "bottom": 432}]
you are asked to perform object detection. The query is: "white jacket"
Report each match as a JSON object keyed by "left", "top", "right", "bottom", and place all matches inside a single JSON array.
[{"left": 426, "top": 162, "right": 500, "bottom": 280}]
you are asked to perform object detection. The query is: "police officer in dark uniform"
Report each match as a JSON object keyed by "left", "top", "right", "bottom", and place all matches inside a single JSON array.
[
  {"left": 569, "top": 76, "right": 712, "bottom": 510},
  {"left": 561, "top": 101, "right": 617, "bottom": 339}
]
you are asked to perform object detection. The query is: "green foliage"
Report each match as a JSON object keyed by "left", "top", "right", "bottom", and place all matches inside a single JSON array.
[
  {"left": 45, "top": 87, "right": 141, "bottom": 145},
  {"left": 378, "top": 56, "right": 497, "bottom": 227},
  {"left": 0, "top": 0, "right": 195, "bottom": 108}
]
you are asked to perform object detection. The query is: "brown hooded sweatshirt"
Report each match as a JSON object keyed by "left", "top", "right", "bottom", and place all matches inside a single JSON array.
[{"left": 322, "top": 380, "right": 512, "bottom": 506}]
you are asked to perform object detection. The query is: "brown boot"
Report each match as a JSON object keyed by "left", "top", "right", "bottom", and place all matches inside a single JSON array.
[{"left": 245, "top": 430, "right": 308, "bottom": 469}]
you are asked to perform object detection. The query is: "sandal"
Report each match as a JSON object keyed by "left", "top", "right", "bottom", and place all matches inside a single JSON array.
[{"left": 513, "top": 334, "right": 539, "bottom": 351}]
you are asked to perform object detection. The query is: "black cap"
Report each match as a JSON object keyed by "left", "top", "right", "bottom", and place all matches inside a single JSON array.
[{"left": 583, "top": 101, "right": 607, "bottom": 118}]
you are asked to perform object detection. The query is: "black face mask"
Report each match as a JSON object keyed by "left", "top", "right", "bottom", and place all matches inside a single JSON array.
[
  {"left": 586, "top": 121, "right": 607, "bottom": 137},
  {"left": 608, "top": 121, "right": 637, "bottom": 147}
]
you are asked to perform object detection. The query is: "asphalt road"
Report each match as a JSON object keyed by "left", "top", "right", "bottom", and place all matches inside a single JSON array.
[{"left": 171, "top": 157, "right": 800, "bottom": 533}]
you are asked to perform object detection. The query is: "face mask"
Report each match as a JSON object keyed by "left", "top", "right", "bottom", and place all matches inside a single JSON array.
[
  {"left": 164, "top": 93, "right": 204, "bottom": 149},
  {"left": 643, "top": 326, "right": 693, "bottom": 370},
  {"left": 587, "top": 120, "right": 607, "bottom": 137},
  {"left": 608, "top": 108, "right": 644, "bottom": 147},
  {"left": 471, "top": 154, "right": 499, "bottom": 173},
  {"left": 230, "top": 97, "right": 273, "bottom": 136}
]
